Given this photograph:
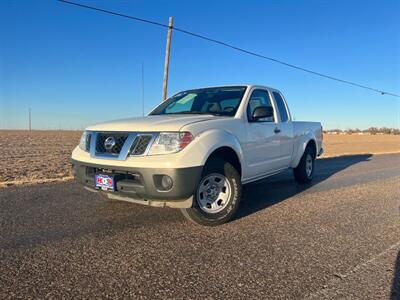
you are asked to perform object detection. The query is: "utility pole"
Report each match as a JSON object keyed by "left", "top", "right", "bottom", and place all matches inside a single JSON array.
[
  {"left": 141, "top": 62, "right": 145, "bottom": 116},
  {"left": 162, "top": 16, "right": 173, "bottom": 102},
  {"left": 29, "top": 108, "right": 31, "bottom": 132}
]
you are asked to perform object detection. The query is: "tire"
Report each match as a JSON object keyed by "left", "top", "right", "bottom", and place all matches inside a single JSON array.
[
  {"left": 293, "top": 146, "right": 316, "bottom": 184},
  {"left": 180, "top": 158, "right": 241, "bottom": 226}
]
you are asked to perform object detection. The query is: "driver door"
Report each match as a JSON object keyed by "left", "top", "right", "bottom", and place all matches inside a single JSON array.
[{"left": 243, "top": 89, "right": 282, "bottom": 180}]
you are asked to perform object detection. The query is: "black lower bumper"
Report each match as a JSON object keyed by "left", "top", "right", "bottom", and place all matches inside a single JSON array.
[{"left": 71, "top": 159, "right": 202, "bottom": 201}]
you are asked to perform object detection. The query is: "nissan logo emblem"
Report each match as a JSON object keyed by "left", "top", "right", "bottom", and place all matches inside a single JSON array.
[{"left": 104, "top": 136, "right": 116, "bottom": 151}]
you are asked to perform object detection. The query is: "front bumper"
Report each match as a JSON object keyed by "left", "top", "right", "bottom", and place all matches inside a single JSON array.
[{"left": 71, "top": 159, "right": 202, "bottom": 207}]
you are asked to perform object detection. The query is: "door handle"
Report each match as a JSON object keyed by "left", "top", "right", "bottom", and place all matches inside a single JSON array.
[{"left": 274, "top": 127, "right": 281, "bottom": 134}]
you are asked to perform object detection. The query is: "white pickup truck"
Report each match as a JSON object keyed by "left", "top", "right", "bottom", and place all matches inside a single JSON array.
[{"left": 72, "top": 85, "right": 323, "bottom": 226}]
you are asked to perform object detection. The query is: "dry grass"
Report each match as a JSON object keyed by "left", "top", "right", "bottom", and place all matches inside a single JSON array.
[{"left": 0, "top": 130, "right": 399, "bottom": 187}]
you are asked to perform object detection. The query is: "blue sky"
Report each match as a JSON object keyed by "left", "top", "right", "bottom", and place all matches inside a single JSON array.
[{"left": 1, "top": 0, "right": 399, "bottom": 130}]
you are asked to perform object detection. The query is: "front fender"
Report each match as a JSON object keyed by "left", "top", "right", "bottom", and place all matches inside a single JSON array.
[
  {"left": 193, "top": 129, "right": 244, "bottom": 167},
  {"left": 290, "top": 132, "right": 318, "bottom": 168}
]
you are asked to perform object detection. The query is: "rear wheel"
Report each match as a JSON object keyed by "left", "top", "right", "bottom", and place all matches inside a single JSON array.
[
  {"left": 181, "top": 159, "right": 241, "bottom": 226},
  {"left": 293, "top": 146, "right": 316, "bottom": 184}
]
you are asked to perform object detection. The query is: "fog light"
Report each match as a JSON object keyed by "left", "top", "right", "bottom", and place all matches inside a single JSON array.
[{"left": 161, "top": 175, "right": 173, "bottom": 190}]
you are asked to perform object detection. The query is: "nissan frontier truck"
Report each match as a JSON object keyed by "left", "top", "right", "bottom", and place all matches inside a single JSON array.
[{"left": 72, "top": 85, "right": 323, "bottom": 226}]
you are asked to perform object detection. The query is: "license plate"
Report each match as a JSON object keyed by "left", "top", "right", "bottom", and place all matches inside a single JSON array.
[{"left": 95, "top": 174, "right": 115, "bottom": 191}]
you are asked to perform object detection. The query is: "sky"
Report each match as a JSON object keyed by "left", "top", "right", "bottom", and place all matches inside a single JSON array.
[{"left": 0, "top": 0, "right": 399, "bottom": 130}]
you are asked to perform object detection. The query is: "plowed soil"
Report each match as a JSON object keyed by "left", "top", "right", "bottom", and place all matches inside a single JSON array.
[{"left": 0, "top": 130, "right": 399, "bottom": 187}]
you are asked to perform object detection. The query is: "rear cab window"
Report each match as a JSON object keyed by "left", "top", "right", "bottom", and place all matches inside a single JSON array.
[{"left": 272, "top": 91, "right": 289, "bottom": 122}]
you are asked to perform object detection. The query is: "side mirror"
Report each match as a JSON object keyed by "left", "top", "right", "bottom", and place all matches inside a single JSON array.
[{"left": 251, "top": 106, "right": 274, "bottom": 121}]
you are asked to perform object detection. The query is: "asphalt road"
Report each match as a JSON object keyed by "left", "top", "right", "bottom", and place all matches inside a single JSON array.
[{"left": 1, "top": 153, "right": 399, "bottom": 299}]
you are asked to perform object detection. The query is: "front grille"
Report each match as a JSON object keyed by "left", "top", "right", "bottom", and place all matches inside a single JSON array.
[
  {"left": 96, "top": 133, "right": 129, "bottom": 154},
  {"left": 130, "top": 135, "right": 153, "bottom": 155}
]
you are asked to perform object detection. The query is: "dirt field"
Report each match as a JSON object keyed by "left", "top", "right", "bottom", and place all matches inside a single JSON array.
[
  {"left": 0, "top": 130, "right": 399, "bottom": 187},
  {"left": 322, "top": 134, "right": 400, "bottom": 157},
  {"left": 0, "top": 130, "right": 81, "bottom": 187}
]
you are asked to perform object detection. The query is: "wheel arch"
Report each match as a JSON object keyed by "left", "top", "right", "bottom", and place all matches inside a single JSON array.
[
  {"left": 205, "top": 146, "right": 242, "bottom": 177},
  {"left": 306, "top": 139, "right": 317, "bottom": 157},
  {"left": 195, "top": 129, "right": 244, "bottom": 178},
  {"left": 290, "top": 133, "right": 318, "bottom": 168}
]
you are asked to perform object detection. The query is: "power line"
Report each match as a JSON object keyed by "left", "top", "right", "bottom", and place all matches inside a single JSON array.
[
  {"left": 58, "top": 0, "right": 168, "bottom": 28},
  {"left": 57, "top": 0, "right": 400, "bottom": 98}
]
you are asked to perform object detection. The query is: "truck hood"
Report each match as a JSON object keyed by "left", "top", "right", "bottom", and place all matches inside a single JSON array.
[{"left": 86, "top": 115, "right": 218, "bottom": 132}]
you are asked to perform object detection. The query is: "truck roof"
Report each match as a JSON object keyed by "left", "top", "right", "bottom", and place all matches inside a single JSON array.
[{"left": 180, "top": 84, "right": 278, "bottom": 91}]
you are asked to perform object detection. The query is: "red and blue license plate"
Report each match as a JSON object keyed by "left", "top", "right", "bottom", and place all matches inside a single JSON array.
[{"left": 95, "top": 174, "right": 115, "bottom": 191}]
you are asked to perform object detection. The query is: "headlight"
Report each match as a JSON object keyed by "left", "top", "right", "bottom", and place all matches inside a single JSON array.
[
  {"left": 148, "top": 132, "right": 193, "bottom": 155},
  {"left": 79, "top": 131, "right": 91, "bottom": 152}
]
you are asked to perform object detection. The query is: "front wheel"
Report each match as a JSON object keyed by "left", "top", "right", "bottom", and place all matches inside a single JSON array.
[{"left": 181, "top": 159, "right": 241, "bottom": 226}]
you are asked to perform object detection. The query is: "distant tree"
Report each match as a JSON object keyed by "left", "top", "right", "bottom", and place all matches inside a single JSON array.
[
  {"left": 345, "top": 128, "right": 356, "bottom": 134},
  {"left": 380, "top": 127, "right": 392, "bottom": 134},
  {"left": 324, "top": 127, "right": 399, "bottom": 135},
  {"left": 326, "top": 128, "right": 342, "bottom": 133},
  {"left": 368, "top": 127, "right": 379, "bottom": 135}
]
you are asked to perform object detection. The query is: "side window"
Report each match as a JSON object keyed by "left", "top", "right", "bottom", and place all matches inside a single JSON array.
[
  {"left": 272, "top": 92, "right": 289, "bottom": 122},
  {"left": 247, "top": 90, "right": 274, "bottom": 122}
]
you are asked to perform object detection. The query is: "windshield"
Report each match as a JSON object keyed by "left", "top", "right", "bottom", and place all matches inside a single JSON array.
[{"left": 150, "top": 86, "right": 247, "bottom": 116}]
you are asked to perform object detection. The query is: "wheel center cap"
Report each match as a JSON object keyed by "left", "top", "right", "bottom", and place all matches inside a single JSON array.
[{"left": 206, "top": 185, "right": 219, "bottom": 200}]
